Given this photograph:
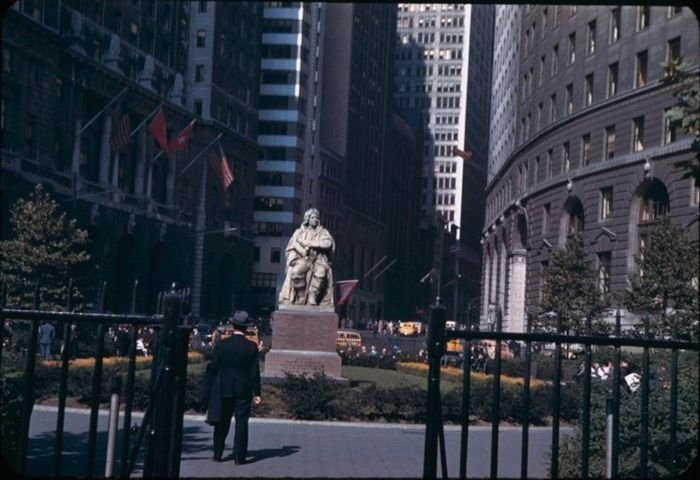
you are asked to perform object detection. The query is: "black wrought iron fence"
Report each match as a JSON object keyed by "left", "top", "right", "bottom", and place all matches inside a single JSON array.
[
  {"left": 422, "top": 304, "right": 700, "bottom": 479},
  {"left": 0, "top": 279, "right": 192, "bottom": 478}
]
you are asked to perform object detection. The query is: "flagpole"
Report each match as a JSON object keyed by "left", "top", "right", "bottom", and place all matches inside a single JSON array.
[
  {"left": 177, "top": 132, "right": 223, "bottom": 180},
  {"left": 362, "top": 255, "right": 388, "bottom": 279},
  {"left": 80, "top": 86, "right": 128, "bottom": 134},
  {"left": 372, "top": 258, "right": 397, "bottom": 281},
  {"left": 130, "top": 104, "right": 162, "bottom": 137}
]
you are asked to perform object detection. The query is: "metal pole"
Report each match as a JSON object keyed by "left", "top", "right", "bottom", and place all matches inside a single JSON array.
[
  {"left": 105, "top": 377, "right": 122, "bottom": 478},
  {"left": 423, "top": 304, "right": 446, "bottom": 479},
  {"left": 605, "top": 398, "right": 614, "bottom": 478},
  {"left": 190, "top": 140, "right": 210, "bottom": 318}
]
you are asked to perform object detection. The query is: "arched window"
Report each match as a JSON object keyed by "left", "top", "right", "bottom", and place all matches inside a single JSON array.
[
  {"left": 559, "top": 196, "right": 585, "bottom": 245},
  {"left": 628, "top": 179, "right": 671, "bottom": 274},
  {"left": 639, "top": 181, "right": 670, "bottom": 222}
]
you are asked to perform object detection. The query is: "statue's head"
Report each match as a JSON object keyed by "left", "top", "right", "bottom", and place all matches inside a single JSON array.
[{"left": 302, "top": 208, "right": 321, "bottom": 226}]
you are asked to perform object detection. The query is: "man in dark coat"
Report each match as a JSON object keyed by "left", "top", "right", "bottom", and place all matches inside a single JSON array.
[{"left": 204, "top": 311, "right": 262, "bottom": 463}]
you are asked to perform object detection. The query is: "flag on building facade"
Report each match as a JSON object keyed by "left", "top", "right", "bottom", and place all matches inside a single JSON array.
[
  {"left": 208, "top": 141, "right": 234, "bottom": 190},
  {"left": 109, "top": 102, "right": 132, "bottom": 153},
  {"left": 453, "top": 146, "right": 472, "bottom": 162},
  {"left": 336, "top": 280, "right": 359, "bottom": 306},
  {"left": 168, "top": 119, "right": 196, "bottom": 154},
  {"left": 148, "top": 106, "right": 169, "bottom": 156}
]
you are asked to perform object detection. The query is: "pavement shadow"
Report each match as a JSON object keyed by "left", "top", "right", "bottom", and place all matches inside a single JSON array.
[{"left": 247, "top": 445, "right": 301, "bottom": 463}]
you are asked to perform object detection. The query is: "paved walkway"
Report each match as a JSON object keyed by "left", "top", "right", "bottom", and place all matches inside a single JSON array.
[{"left": 28, "top": 406, "right": 573, "bottom": 478}]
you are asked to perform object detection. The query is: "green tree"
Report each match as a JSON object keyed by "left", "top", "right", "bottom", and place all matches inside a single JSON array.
[
  {"left": 536, "top": 235, "right": 609, "bottom": 335},
  {"left": 662, "top": 56, "right": 700, "bottom": 180},
  {"left": 0, "top": 184, "right": 93, "bottom": 309},
  {"left": 623, "top": 217, "right": 699, "bottom": 340}
]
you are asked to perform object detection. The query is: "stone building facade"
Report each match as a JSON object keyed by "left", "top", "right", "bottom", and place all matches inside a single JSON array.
[
  {"left": 481, "top": 5, "right": 699, "bottom": 331},
  {"left": 1, "top": 1, "right": 261, "bottom": 319}
]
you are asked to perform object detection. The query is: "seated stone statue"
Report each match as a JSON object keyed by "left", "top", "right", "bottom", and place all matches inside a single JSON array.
[{"left": 278, "top": 208, "right": 335, "bottom": 307}]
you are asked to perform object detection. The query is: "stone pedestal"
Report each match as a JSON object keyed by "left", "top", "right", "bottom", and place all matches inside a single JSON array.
[{"left": 263, "top": 309, "right": 343, "bottom": 379}]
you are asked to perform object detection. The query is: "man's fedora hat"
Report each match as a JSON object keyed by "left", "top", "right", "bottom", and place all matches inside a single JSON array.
[{"left": 231, "top": 310, "right": 249, "bottom": 327}]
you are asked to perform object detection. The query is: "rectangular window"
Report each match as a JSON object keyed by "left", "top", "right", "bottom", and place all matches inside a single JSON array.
[
  {"left": 534, "top": 156, "right": 540, "bottom": 183},
  {"left": 270, "top": 248, "right": 281, "bottom": 264},
  {"left": 664, "top": 108, "right": 682, "bottom": 144},
  {"left": 633, "top": 116, "right": 645, "bottom": 152},
  {"left": 539, "top": 55, "right": 545, "bottom": 85},
  {"left": 550, "top": 94, "right": 557, "bottom": 122},
  {"left": 195, "top": 64, "right": 204, "bottom": 82},
  {"left": 607, "top": 62, "right": 618, "bottom": 97},
  {"left": 597, "top": 252, "right": 611, "bottom": 296},
  {"left": 563, "top": 142, "right": 570, "bottom": 172},
  {"left": 542, "top": 8, "right": 548, "bottom": 37},
  {"left": 196, "top": 29, "right": 206, "bottom": 47},
  {"left": 605, "top": 126, "right": 616, "bottom": 159},
  {"left": 610, "top": 7, "right": 621, "bottom": 43},
  {"left": 551, "top": 44, "right": 559, "bottom": 76},
  {"left": 537, "top": 102, "right": 543, "bottom": 130},
  {"left": 2, "top": 47, "right": 10, "bottom": 73},
  {"left": 547, "top": 148, "right": 553, "bottom": 178},
  {"left": 584, "top": 74, "right": 594, "bottom": 106},
  {"left": 601, "top": 187, "right": 613, "bottom": 220},
  {"left": 637, "top": 6, "right": 650, "bottom": 31},
  {"left": 0, "top": 97, "right": 5, "bottom": 132},
  {"left": 668, "top": 6, "right": 683, "bottom": 17},
  {"left": 194, "top": 99, "right": 203, "bottom": 116},
  {"left": 582, "top": 134, "right": 591, "bottom": 166},
  {"left": 24, "top": 114, "right": 36, "bottom": 158},
  {"left": 198, "top": 0, "right": 207, "bottom": 13},
  {"left": 565, "top": 84, "right": 573, "bottom": 114},
  {"left": 693, "top": 178, "right": 700, "bottom": 205},
  {"left": 568, "top": 33, "right": 576, "bottom": 64},
  {"left": 587, "top": 20, "right": 597, "bottom": 54},
  {"left": 542, "top": 203, "right": 550, "bottom": 234},
  {"left": 667, "top": 37, "right": 681, "bottom": 62},
  {"left": 635, "top": 51, "right": 647, "bottom": 87}
]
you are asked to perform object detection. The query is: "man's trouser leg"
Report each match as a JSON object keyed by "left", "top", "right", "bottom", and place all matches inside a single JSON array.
[
  {"left": 213, "top": 400, "right": 235, "bottom": 459},
  {"left": 232, "top": 398, "right": 252, "bottom": 462}
]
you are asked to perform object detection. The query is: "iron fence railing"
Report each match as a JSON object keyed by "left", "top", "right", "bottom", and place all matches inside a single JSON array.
[
  {"left": 422, "top": 304, "right": 700, "bottom": 479},
  {"left": 0, "top": 280, "right": 192, "bottom": 478}
]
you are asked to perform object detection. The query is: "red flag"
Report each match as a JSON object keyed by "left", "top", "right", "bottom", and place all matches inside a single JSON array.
[
  {"left": 168, "top": 119, "right": 196, "bottom": 154},
  {"left": 336, "top": 280, "right": 359, "bottom": 306},
  {"left": 109, "top": 104, "right": 132, "bottom": 153},
  {"left": 148, "top": 106, "right": 169, "bottom": 156},
  {"left": 208, "top": 141, "right": 234, "bottom": 190},
  {"left": 453, "top": 146, "right": 472, "bottom": 162}
]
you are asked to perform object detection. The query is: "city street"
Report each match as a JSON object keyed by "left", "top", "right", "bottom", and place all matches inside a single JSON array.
[{"left": 27, "top": 405, "right": 574, "bottom": 478}]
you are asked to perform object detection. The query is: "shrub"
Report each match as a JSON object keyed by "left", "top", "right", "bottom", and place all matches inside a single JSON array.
[
  {"left": 0, "top": 372, "right": 25, "bottom": 471},
  {"left": 278, "top": 371, "right": 342, "bottom": 420}
]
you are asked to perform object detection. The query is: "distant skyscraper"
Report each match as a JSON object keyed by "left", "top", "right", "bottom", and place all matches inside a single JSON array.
[
  {"left": 395, "top": 3, "right": 494, "bottom": 318},
  {"left": 253, "top": 2, "right": 324, "bottom": 313},
  {"left": 395, "top": 4, "right": 493, "bottom": 237}
]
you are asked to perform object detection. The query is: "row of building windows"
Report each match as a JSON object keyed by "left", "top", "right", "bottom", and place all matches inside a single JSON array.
[
  {"left": 523, "top": 6, "right": 682, "bottom": 61},
  {"left": 397, "top": 15, "right": 465, "bottom": 30},
  {"left": 488, "top": 112, "right": 681, "bottom": 220},
  {"left": 435, "top": 176, "right": 457, "bottom": 190},
  {"left": 522, "top": 37, "right": 681, "bottom": 110}
]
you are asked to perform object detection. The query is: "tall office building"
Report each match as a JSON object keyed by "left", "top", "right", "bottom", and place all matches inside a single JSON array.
[
  {"left": 252, "top": 2, "right": 325, "bottom": 315},
  {"left": 481, "top": 6, "right": 699, "bottom": 331},
  {"left": 317, "top": 3, "right": 398, "bottom": 326},
  {"left": 1, "top": 0, "right": 262, "bottom": 317},
  {"left": 395, "top": 3, "right": 494, "bottom": 321}
]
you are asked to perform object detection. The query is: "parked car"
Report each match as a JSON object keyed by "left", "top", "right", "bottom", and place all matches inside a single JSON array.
[
  {"left": 398, "top": 321, "right": 423, "bottom": 336},
  {"left": 478, "top": 339, "right": 514, "bottom": 360},
  {"left": 337, "top": 330, "right": 363, "bottom": 349}
]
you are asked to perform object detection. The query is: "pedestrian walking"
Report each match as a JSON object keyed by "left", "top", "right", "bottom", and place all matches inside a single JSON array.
[
  {"left": 38, "top": 320, "right": 55, "bottom": 360},
  {"left": 202, "top": 311, "right": 262, "bottom": 464}
]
